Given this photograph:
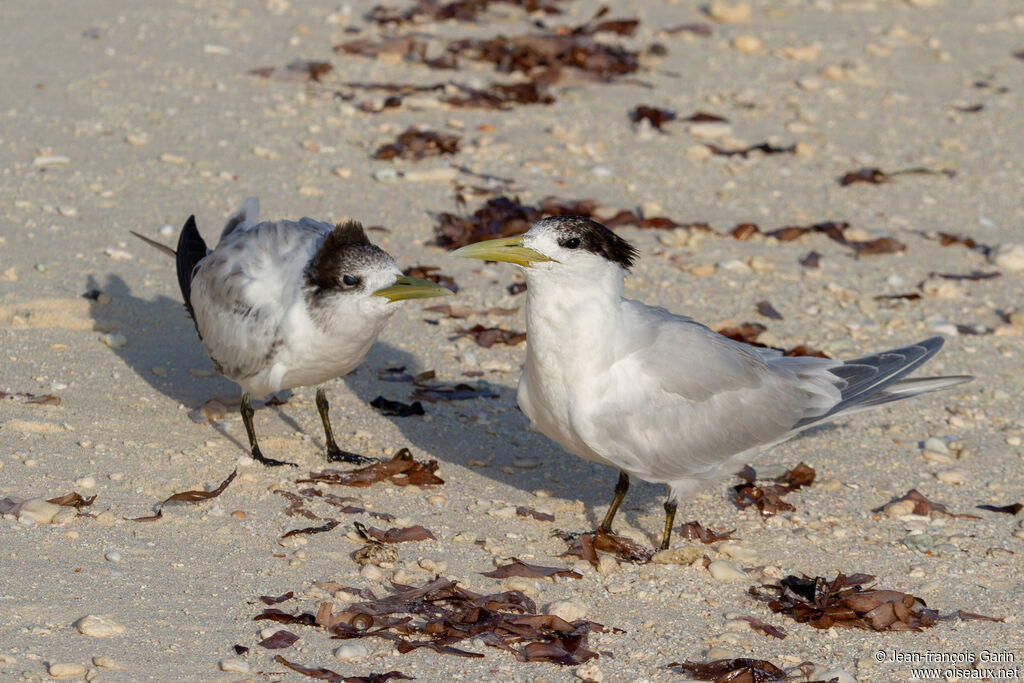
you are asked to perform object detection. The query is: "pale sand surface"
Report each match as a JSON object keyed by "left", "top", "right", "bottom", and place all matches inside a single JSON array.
[{"left": 1, "top": 1, "right": 1022, "bottom": 681}]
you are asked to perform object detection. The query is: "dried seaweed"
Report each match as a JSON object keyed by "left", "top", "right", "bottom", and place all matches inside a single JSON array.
[
  {"left": 736, "top": 615, "right": 787, "bottom": 639},
  {"left": 165, "top": 469, "right": 237, "bottom": 503},
  {"left": 838, "top": 167, "right": 955, "bottom": 187},
  {"left": 375, "top": 127, "right": 460, "bottom": 161},
  {"left": 931, "top": 270, "right": 1000, "bottom": 281},
  {"left": 276, "top": 655, "right": 412, "bottom": 683},
  {"left": 516, "top": 506, "right": 554, "bottom": 522},
  {"left": 668, "top": 658, "right": 831, "bottom": 682},
  {"left": 258, "top": 630, "right": 300, "bottom": 649},
  {"left": 256, "top": 609, "right": 318, "bottom": 626},
  {"left": 562, "top": 528, "right": 653, "bottom": 566},
  {"left": 481, "top": 559, "right": 581, "bottom": 580},
  {"left": 715, "top": 322, "right": 767, "bottom": 346},
  {"left": 282, "top": 520, "right": 341, "bottom": 539},
  {"left": 423, "top": 304, "right": 518, "bottom": 318},
  {"left": 977, "top": 503, "right": 1022, "bottom": 515},
  {"left": 799, "top": 250, "right": 821, "bottom": 268},
  {"left": 0, "top": 391, "right": 61, "bottom": 405},
  {"left": 451, "top": 324, "right": 527, "bottom": 347},
  {"left": 300, "top": 450, "right": 444, "bottom": 488},
  {"left": 442, "top": 80, "right": 555, "bottom": 108},
  {"left": 260, "top": 592, "right": 296, "bottom": 606},
  {"left": 250, "top": 59, "right": 333, "bottom": 82},
  {"left": 678, "top": 521, "right": 734, "bottom": 544},
  {"left": 663, "top": 23, "right": 713, "bottom": 37},
  {"left": 749, "top": 572, "right": 1000, "bottom": 632},
  {"left": 630, "top": 105, "right": 675, "bottom": 130},
  {"left": 872, "top": 489, "right": 980, "bottom": 519},
  {"left": 411, "top": 380, "right": 499, "bottom": 401},
  {"left": 403, "top": 266, "right": 458, "bottom": 293},
  {"left": 318, "top": 576, "right": 608, "bottom": 665},
  {"left": 731, "top": 220, "right": 906, "bottom": 256},
  {"left": 47, "top": 492, "right": 97, "bottom": 509},
  {"left": 128, "top": 469, "right": 237, "bottom": 522},
  {"left": 733, "top": 463, "right": 815, "bottom": 517},
  {"left": 756, "top": 300, "right": 783, "bottom": 320},
  {"left": 874, "top": 292, "right": 921, "bottom": 302},
  {"left": 356, "top": 521, "right": 437, "bottom": 543},
  {"left": 370, "top": 396, "right": 426, "bottom": 417},
  {"left": 367, "top": 0, "right": 565, "bottom": 25},
  {"left": 707, "top": 142, "right": 796, "bottom": 158}
]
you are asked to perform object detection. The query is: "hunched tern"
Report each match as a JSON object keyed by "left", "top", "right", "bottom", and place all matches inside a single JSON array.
[
  {"left": 133, "top": 197, "right": 451, "bottom": 467},
  {"left": 454, "top": 216, "right": 971, "bottom": 549}
]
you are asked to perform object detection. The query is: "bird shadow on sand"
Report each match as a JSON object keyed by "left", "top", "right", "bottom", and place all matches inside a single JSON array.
[
  {"left": 85, "top": 272, "right": 786, "bottom": 533},
  {"left": 84, "top": 273, "right": 564, "bottom": 501}
]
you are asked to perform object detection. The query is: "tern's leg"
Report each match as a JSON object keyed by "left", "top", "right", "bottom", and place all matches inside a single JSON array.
[
  {"left": 316, "top": 388, "right": 374, "bottom": 464},
  {"left": 598, "top": 471, "right": 630, "bottom": 533},
  {"left": 240, "top": 393, "right": 296, "bottom": 468},
  {"left": 660, "top": 499, "right": 678, "bottom": 550}
]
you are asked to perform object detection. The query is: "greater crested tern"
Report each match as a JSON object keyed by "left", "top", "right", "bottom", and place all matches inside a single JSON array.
[
  {"left": 133, "top": 197, "right": 450, "bottom": 467},
  {"left": 454, "top": 216, "right": 971, "bottom": 549}
]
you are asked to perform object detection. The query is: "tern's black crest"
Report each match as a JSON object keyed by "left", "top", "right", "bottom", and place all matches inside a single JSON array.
[
  {"left": 305, "top": 220, "right": 387, "bottom": 299},
  {"left": 175, "top": 215, "right": 208, "bottom": 320},
  {"left": 537, "top": 216, "right": 639, "bottom": 271}
]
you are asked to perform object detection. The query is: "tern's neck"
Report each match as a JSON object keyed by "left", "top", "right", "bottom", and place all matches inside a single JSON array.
[{"left": 523, "top": 263, "right": 625, "bottom": 366}]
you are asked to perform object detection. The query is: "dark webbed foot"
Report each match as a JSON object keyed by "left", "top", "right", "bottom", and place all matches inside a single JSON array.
[
  {"left": 326, "top": 447, "right": 376, "bottom": 465},
  {"left": 317, "top": 388, "right": 376, "bottom": 464},
  {"left": 240, "top": 393, "right": 297, "bottom": 467},
  {"left": 251, "top": 445, "right": 298, "bottom": 468}
]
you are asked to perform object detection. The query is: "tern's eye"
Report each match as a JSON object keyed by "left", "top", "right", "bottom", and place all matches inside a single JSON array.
[
  {"left": 562, "top": 237, "right": 581, "bottom": 249},
  {"left": 342, "top": 274, "right": 359, "bottom": 287}
]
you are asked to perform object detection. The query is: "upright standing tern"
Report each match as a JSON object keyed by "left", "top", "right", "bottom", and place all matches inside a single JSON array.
[
  {"left": 454, "top": 216, "right": 971, "bottom": 549},
  {"left": 134, "top": 197, "right": 451, "bottom": 467}
]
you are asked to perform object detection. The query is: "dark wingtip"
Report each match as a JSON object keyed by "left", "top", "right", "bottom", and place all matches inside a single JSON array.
[{"left": 175, "top": 215, "right": 207, "bottom": 319}]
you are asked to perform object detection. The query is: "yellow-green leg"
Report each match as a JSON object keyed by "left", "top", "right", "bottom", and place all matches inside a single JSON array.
[{"left": 599, "top": 471, "right": 630, "bottom": 532}]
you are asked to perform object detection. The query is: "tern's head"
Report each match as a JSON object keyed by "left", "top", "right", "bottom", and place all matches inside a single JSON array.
[
  {"left": 305, "top": 220, "right": 451, "bottom": 321},
  {"left": 452, "top": 216, "right": 638, "bottom": 281}
]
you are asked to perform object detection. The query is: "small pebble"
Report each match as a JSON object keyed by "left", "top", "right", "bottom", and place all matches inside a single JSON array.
[
  {"left": 904, "top": 533, "right": 934, "bottom": 553},
  {"left": 546, "top": 599, "right": 588, "bottom": 623},
  {"left": 159, "top": 153, "right": 187, "bottom": 165},
  {"left": 707, "top": 560, "right": 747, "bottom": 581},
  {"left": 576, "top": 663, "right": 603, "bottom": 682},
  {"left": 688, "top": 122, "right": 732, "bottom": 139},
  {"left": 606, "top": 582, "right": 630, "bottom": 595},
  {"left": 125, "top": 134, "right": 148, "bottom": 147},
  {"left": 373, "top": 168, "right": 400, "bottom": 183},
  {"left": 718, "top": 543, "right": 758, "bottom": 563},
  {"left": 883, "top": 499, "right": 916, "bottom": 517},
  {"left": 17, "top": 498, "right": 61, "bottom": 525},
  {"left": 990, "top": 243, "right": 1024, "bottom": 271},
  {"left": 503, "top": 576, "right": 538, "bottom": 595},
  {"left": 596, "top": 555, "right": 618, "bottom": 575},
  {"left": 105, "top": 551, "right": 122, "bottom": 563},
  {"left": 33, "top": 155, "right": 70, "bottom": 167},
  {"left": 359, "top": 564, "right": 383, "bottom": 581},
  {"left": 48, "top": 663, "right": 86, "bottom": 679},
  {"left": 651, "top": 546, "right": 704, "bottom": 565},
  {"left": 74, "top": 476, "right": 96, "bottom": 489},
  {"left": 706, "top": 647, "right": 738, "bottom": 660},
  {"left": 732, "top": 34, "right": 763, "bottom": 54},
  {"left": 511, "top": 455, "right": 542, "bottom": 469},
  {"left": 936, "top": 468, "right": 969, "bottom": 484},
  {"left": 100, "top": 333, "right": 127, "bottom": 349},
  {"left": 219, "top": 658, "right": 249, "bottom": 673},
  {"left": 76, "top": 614, "right": 126, "bottom": 637},
  {"left": 51, "top": 507, "right": 77, "bottom": 526},
  {"left": 333, "top": 642, "right": 369, "bottom": 661},
  {"left": 92, "top": 656, "right": 118, "bottom": 669},
  {"left": 707, "top": 0, "right": 751, "bottom": 22}
]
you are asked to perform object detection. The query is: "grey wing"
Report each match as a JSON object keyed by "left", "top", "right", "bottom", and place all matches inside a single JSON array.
[
  {"left": 577, "top": 302, "right": 842, "bottom": 482},
  {"left": 190, "top": 220, "right": 323, "bottom": 386}
]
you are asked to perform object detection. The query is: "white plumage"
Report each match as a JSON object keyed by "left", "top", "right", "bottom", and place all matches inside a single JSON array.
[
  {"left": 455, "top": 216, "right": 971, "bottom": 548},
  {"left": 133, "top": 197, "right": 450, "bottom": 467}
]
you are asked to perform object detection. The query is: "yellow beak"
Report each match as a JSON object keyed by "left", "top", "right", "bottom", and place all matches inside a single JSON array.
[
  {"left": 372, "top": 274, "right": 453, "bottom": 302},
  {"left": 450, "top": 235, "right": 553, "bottom": 267}
]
